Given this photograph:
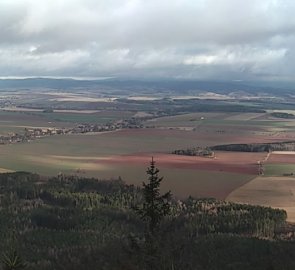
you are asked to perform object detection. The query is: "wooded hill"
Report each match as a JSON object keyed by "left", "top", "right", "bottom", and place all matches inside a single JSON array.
[{"left": 0, "top": 171, "right": 293, "bottom": 270}]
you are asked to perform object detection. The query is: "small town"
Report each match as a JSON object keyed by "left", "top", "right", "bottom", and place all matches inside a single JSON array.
[{"left": 0, "top": 118, "right": 144, "bottom": 145}]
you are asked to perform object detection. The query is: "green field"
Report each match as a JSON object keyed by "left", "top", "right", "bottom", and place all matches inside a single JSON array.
[
  {"left": 145, "top": 112, "right": 226, "bottom": 127},
  {"left": 145, "top": 112, "right": 295, "bottom": 130},
  {"left": 30, "top": 110, "right": 134, "bottom": 124},
  {"left": 264, "top": 164, "right": 295, "bottom": 176}
]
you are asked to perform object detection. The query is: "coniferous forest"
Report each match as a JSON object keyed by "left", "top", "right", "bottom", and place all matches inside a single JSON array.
[{"left": 0, "top": 162, "right": 294, "bottom": 270}]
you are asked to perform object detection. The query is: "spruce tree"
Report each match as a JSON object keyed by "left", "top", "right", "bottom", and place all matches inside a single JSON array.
[
  {"left": 133, "top": 158, "right": 172, "bottom": 269},
  {"left": 2, "top": 248, "right": 26, "bottom": 270},
  {"left": 136, "top": 157, "right": 172, "bottom": 235}
]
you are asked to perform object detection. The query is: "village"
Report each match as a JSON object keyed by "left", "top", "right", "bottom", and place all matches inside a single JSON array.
[{"left": 0, "top": 118, "right": 143, "bottom": 145}]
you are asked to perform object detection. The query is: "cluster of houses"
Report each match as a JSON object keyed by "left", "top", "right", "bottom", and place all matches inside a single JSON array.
[{"left": 0, "top": 118, "right": 144, "bottom": 145}]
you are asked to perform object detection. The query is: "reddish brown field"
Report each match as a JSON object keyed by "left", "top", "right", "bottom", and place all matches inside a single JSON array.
[
  {"left": 94, "top": 151, "right": 265, "bottom": 199},
  {"left": 267, "top": 153, "right": 295, "bottom": 164},
  {"left": 100, "top": 151, "right": 267, "bottom": 175}
]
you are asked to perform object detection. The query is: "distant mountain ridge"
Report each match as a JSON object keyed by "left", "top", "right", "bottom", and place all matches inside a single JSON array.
[{"left": 0, "top": 77, "right": 292, "bottom": 96}]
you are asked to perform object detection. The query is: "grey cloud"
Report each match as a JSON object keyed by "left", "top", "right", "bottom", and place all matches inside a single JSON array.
[{"left": 0, "top": 0, "right": 294, "bottom": 80}]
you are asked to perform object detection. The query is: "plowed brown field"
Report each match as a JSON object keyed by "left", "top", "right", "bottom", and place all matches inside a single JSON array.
[{"left": 101, "top": 151, "right": 267, "bottom": 175}]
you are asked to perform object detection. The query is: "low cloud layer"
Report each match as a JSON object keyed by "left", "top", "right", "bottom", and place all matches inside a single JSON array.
[{"left": 0, "top": 0, "right": 295, "bottom": 81}]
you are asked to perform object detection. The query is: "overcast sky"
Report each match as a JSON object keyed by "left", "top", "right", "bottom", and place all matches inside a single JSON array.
[{"left": 0, "top": 0, "right": 295, "bottom": 81}]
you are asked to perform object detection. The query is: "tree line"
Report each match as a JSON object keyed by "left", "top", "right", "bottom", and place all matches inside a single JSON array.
[
  {"left": 173, "top": 141, "right": 295, "bottom": 155},
  {"left": 172, "top": 147, "right": 214, "bottom": 157},
  {"left": 211, "top": 141, "right": 295, "bottom": 152}
]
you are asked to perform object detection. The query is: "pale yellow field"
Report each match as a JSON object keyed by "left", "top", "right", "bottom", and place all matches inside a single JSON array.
[
  {"left": 270, "top": 110, "right": 295, "bottom": 115},
  {"left": 227, "top": 176, "right": 295, "bottom": 222},
  {"left": 24, "top": 155, "right": 111, "bottom": 172},
  {"left": 50, "top": 97, "right": 115, "bottom": 102},
  {"left": 0, "top": 168, "right": 14, "bottom": 173}
]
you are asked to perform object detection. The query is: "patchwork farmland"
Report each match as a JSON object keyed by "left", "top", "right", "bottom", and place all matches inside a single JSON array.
[{"left": 1, "top": 100, "right": 295, "bottom": 220}]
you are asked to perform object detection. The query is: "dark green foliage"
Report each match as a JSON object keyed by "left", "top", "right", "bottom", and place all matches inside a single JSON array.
[
  {"left": 2, "top": 249, "right": 26, "bottom": 270},
  {"left": 271, "top": 112, "right": 295, "bottom": 119},
  {"left": 174, "top": 197, "right": 286, "bottom": 238},
  {"left": 169, "top": 234, "right": 295, "bottom": 270},
  {"left": 135, "top": 158, "right": 171, "bottom": 234},
  {"left": 0, "top": 171, "right": 291, "bottom": 270},
  {"left": 176, "top": 141, "right": 295, "bottom": 154},
  {"left": 172, "top": 147, "right": 213, "bottom": 157},
  {"left": 133, "top": 159, "right": 172, "bottom": 270},
  {"left": 211, "top": 141, "right": 295, "bottom": 152}
]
